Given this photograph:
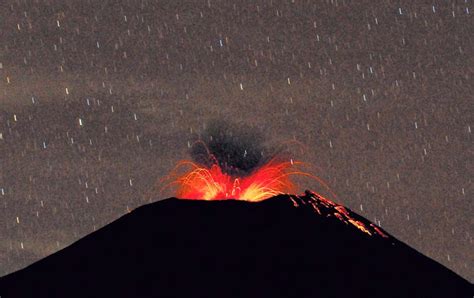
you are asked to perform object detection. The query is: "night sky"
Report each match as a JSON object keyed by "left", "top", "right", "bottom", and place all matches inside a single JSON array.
[{"left": 0, "top": 0, "right": 472, "bottom": 281}]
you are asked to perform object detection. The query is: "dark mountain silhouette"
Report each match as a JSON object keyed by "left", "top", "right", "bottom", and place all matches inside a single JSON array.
[{"left": 0, "top": 190, "right": 471, "bottom": 297}]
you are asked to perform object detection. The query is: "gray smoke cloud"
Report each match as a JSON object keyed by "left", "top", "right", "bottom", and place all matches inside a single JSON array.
[{"left": 189, "top": 120, "right": 281, "bottom": 177}]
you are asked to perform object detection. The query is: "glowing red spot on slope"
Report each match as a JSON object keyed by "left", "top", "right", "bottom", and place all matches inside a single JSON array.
[{"left": 296, "top": 191, "right": 391, "bottom": 239}]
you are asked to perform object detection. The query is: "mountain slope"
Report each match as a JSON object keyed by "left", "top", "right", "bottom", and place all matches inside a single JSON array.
[{"left": 0, "top": 191, "right": 471, "bottom": 297}]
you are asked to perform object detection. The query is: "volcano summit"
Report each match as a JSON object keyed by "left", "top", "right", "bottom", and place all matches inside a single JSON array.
[{"left": 0, "top": 191, "right": 471, "bottom": 297}]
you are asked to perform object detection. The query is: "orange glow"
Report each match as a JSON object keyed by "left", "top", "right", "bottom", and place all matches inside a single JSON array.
[
  {"left": 300, "top": 191, "right": 391, "bottom": 239},
  {"left": 163, "top": 159, "right": 327, "bottom": 202}
]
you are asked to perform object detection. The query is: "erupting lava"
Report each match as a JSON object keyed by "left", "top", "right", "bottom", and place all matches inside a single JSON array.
[
  {"left": 160, "top": 153, "right": 385, "bottom": 238},
  {"left": 164, "top": 159, "right": 323, "bottom": 202}
]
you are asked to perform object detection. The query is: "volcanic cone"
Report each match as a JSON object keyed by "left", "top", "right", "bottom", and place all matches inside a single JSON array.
[{"left": 0, "top": 191, "right": 471, "bottom": 297}]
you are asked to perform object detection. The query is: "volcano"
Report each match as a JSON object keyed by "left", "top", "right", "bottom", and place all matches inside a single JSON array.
[{"left": 0, "top": 191, "right": 471, "bottom": 297}]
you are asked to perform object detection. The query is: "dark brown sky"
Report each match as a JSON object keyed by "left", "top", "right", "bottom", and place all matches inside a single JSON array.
[{"left": 0, "top": 0, "right": 472, "bottom": 281}]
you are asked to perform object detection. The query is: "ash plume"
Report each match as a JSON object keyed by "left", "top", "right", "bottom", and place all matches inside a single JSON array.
[{"left": 190, "top": 120, "right": 276, "bottom": 177}]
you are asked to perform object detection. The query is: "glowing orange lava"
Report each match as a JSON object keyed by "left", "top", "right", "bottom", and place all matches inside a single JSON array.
[{"left": 163, "top": 159, "right": 327, "bottom": 202}]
